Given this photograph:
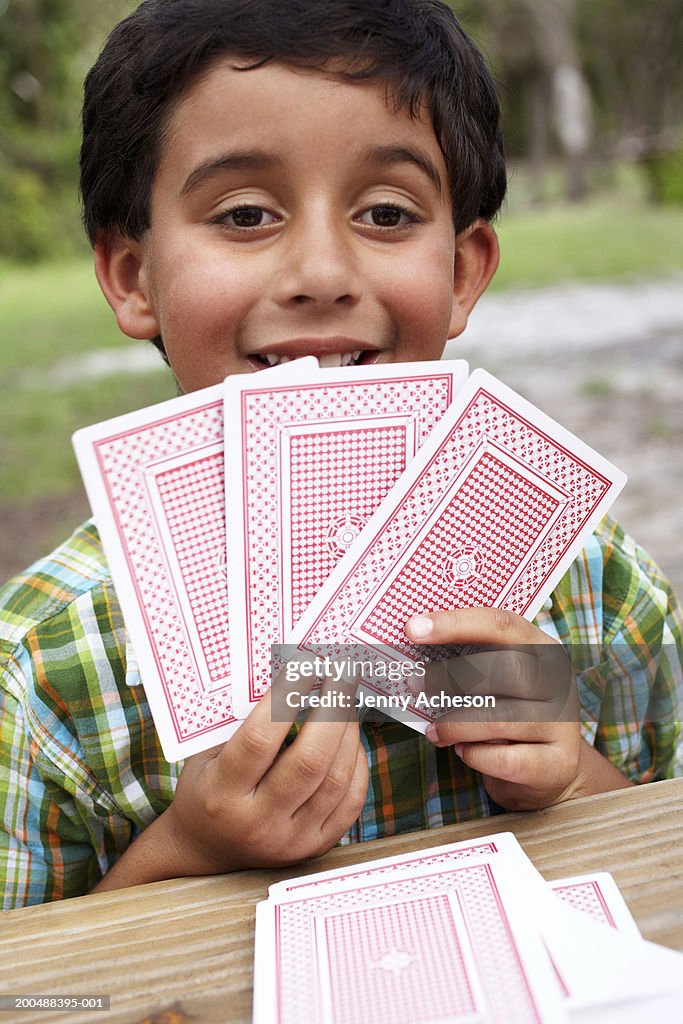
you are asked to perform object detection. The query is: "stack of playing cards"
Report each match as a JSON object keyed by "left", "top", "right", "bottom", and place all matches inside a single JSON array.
[
  {"left": 73, "top": 358, "right": 627, "bottom": 762},
  {"left": 253, "top": 831, "right": 683, "bottom": 1023}
]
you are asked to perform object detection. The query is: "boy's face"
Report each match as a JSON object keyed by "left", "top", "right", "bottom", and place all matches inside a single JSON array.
[{"left": 97, "top": 60, "right": 498, "bottom": 393}]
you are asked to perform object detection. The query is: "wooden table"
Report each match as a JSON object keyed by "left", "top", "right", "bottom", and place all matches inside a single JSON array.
[{"left": 1, "top": 779, "right": 682, "bottom": 1024}]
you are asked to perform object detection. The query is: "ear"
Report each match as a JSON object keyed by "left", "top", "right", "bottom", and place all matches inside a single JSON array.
[
  {"left": 93, "top": 233, "right": 160, "bottom": 340},
  {"left": 447, "top": 220, "right": 500, "bottom": 340}
]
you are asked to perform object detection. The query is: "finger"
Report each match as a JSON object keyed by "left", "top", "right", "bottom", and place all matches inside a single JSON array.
[
  {"left": 294, "top": 716, "right": 365, "bottom": 829},
  {"left": 405, "top": 607, "right": 556, "bottom": 647},
  {"left": 314, "top": 741, "right": 369, "bottom": 855},
  {"left": 417, "top": 657, "right": 576, "bottom": 733},
  {"left": 422, "top": 648, "right": 548, "bottom": 702},
  {"left": 458, "top": 726, "right": 580, "bottom": 788},
  {"left": 213, "top": 655, "right": 324, "bottom": 795},
  {"left": 427, "top": 700, "right": 578, "bottom": 746},
  {"left": 264, "top": 675, "right": 360, "bottom": 812}
]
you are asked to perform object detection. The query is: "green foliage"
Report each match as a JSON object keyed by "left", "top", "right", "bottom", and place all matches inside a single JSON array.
[
  {"left": 0, "top": 0, "right": 134, "bottom": 261},
  {"left": 0, "top": 168, "right": 50, "bottom": 260},
  {"left": 642, "top": 147, "right": 683, "bottom": 205},
  {"left": 576, "top": 0, "right": 683, "bottom": 139},
  {"left": 0, "top": 165, "right": 84, "bottom": 260}
]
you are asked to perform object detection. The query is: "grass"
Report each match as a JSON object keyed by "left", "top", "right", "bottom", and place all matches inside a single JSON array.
[
  {"left": 0, "top": 258, "right": 123, "bottom": 374},
  {"left": 2, "top": 192, "right": 683, "bottom": 503},
  {"left": 492, "top": 197, "right": 683, "bottom": 290},
  {"left": 0, "top": 257, "right": 175, "bottom": 500},
  {"left": 1, "top": 374, "right": 175, "bottom": 501},
  {"left": 578, "top": 376, "right": 617, "bottom": 400}
]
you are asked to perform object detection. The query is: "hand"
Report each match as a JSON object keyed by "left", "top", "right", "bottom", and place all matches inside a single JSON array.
[
  {"left": 161, "top": 669, "right": 368, "bottom": 876},
  {"left": 405, "top": 607, "right": 585, "bottom": 811}
]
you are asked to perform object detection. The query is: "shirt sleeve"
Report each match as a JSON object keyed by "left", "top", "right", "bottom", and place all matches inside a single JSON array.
[
  {"left": 572, "top": 519, "right": 683, "bottom": 783},
  {"left": 0, "top": 640, "right": 136, "bottom": 909},
  {"left": 0, "top": 527, "right": 179, "bottom": 910}
]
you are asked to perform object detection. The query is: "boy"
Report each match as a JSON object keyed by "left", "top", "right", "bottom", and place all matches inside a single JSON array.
[{"left": 1, "top": 0, "right": 680, "bottom": 909}]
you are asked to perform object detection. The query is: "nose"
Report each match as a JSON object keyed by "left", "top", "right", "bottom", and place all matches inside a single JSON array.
[{"left": 271, "top": 211, "right": 362, "bottom": 309}]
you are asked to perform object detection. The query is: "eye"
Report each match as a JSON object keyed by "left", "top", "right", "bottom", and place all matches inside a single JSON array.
[
  {"left": 357, "top": 203, "right": 421, "bottom": 230},
  {"left": 212, "top": 205, "right": 279, "bottom": 229}
]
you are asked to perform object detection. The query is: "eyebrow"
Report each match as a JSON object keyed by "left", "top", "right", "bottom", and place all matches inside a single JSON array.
[
  {"left": 365, "top": 145, "right": 444, "bottom": 197},
  {"left": 179, "top": 151, "right": 283, "bottom": 197},
  {"left": 178, "top": 144, "right": 443, "bottom": 199}
]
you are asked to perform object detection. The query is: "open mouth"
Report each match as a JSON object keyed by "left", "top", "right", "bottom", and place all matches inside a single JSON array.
[{"left": 250, "top": 350, "right": 378, "bottom": 369}]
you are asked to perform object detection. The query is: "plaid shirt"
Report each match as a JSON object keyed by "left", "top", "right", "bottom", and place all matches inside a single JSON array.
[{"left": 1, "top": 516, "right": 681, "bottom": 908}]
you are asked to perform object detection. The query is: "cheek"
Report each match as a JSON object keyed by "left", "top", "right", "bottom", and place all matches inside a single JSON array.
[
  {"left": 144, "top": 263, "right": 239, "bottom": 388},
  {"left": 390, "top": 241, "right": 455, "bottom": 335},
  {"left": 152, "top": 258, "right": 249, "bottom": 341}
]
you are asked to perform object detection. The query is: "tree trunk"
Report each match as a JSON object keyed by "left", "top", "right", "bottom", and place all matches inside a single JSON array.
[
  {"left": 529, "top": 74, "right": 548, "bottom": 205},
  {"left": 519, "top": 0, "right": 593, "bottom": 201}
]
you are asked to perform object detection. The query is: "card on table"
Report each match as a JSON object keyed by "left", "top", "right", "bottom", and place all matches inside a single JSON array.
[
  {"left": 256, "top": 833, "right": 681, "bottom": 1024},
  {"left": 548, "top": 872, "right": 641, "bottom": 939},
  {"left": 223, "top": 360, "right": 469, "bottom": 719},
  {"left": 269, "top": 842, "right": 639, "bottom": 946},
  {"left": 287, "top": 368, "right": 627, "bottom": 732},
  {"left": 267, "top": 830, "right": 523, "bottom": 899},
  {"left": 266, "top": 836, "right": 644, "bottom": 1008},
  {"left": 254, "top": 836, "right": 567, "bottom": 1024},
  {"left": 72, "top": 358, "right": 317, "bottom": 762},
  {"left": 537, "top": 871, "right": 683, "bottom": 1014}
]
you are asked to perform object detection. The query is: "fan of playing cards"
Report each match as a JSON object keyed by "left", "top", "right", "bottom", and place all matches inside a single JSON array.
[{"left": 73, "top": 358, "right": 626, "bottom": 762}]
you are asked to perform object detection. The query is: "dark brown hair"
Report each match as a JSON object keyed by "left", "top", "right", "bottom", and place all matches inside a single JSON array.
[{"left": 80, "top": 0, "right": 506, "bottom": 244}]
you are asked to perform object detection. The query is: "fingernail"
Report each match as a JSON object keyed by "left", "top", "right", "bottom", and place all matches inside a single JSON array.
[
  {"left": 454, "top": 743, "right": 464, "bottom": 759},
  {"left": 408, "top": 615, "right": 433, "bottom": 639},
  {"left": 425, "top": 722, "right": 441, "bottom": 745}
]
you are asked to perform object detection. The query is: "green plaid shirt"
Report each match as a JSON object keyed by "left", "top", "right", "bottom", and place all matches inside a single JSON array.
[{"left": 1, "top": 516, "right": 681, "bottom": 908}]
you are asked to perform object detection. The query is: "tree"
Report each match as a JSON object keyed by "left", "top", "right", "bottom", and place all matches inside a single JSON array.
[
  {"left": 0, "top": 0, "right": 133, "bottom": 259},
  {"left": 518, "top": 0, "right": 593, "bottom": 200},
  {"left": 578, "top": 0, "right": 683, "bottom": 156}
]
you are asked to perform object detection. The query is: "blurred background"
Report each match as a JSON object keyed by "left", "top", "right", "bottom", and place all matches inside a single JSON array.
[{"left": 1, "top": 0, "right": 682, "bottom": 596}]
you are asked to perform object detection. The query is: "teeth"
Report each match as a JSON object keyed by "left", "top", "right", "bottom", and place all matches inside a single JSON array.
[
  {"left": 319, "top": 353, "right": 343, "bottom": 368},
  {"left": 259, "top": 351, "right": 366, "bottom": 369}
]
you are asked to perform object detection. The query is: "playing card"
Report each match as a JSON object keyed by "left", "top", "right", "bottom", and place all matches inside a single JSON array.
[
  {"left": 72, "top": 358, "right": 317, "bottom": 762},
  {"left": 271, "top": 854, "right": 640, "bottom": 943},
  {"left": 254, "top": 844, "right": 567, "bottom": 1024},
  {"left": 570, "top": 987, "right": 683, "bottom": 1024},
  {"left": 257, "top": 835, "right": 681, "bottom": 1023},
  {"left": 267, "top": 839, "right": 644, "bottom": 1006},
  {"left": 548, "top": 873, "right": 641, "bottom": 938},
  {"left": 224, "top": 360, "right": 469, "bottom": 718},
  {"left": 537, "top": 873, "right": 683, "bottom": 1013},
  {"left": 287, "top": 368, "right": 626, "bottom": 731},
  {"left": 267, "top": 830, "right": 522, "bottom": 898}
]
